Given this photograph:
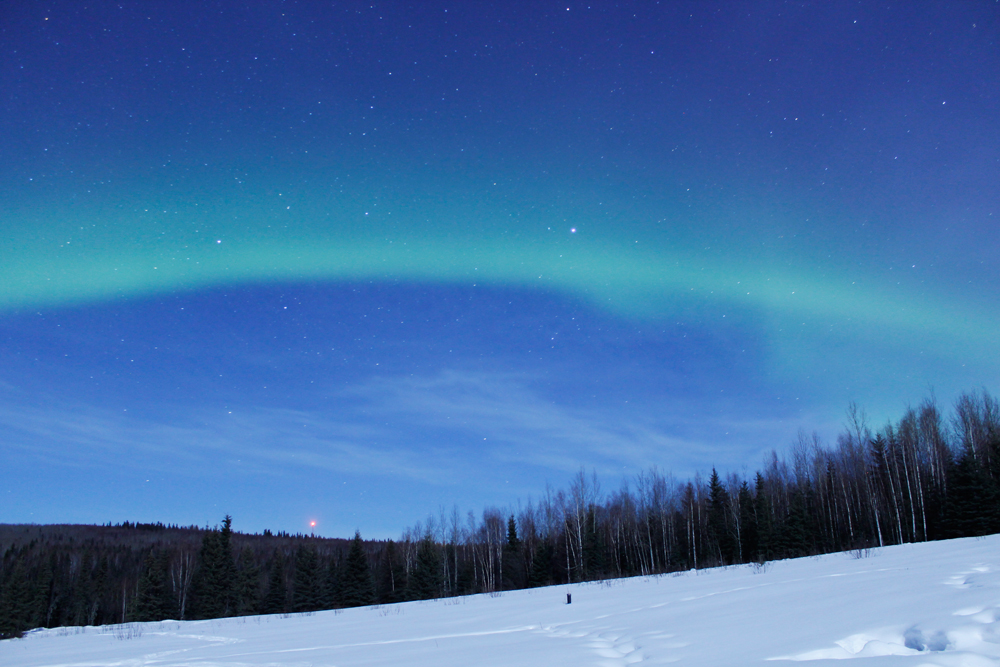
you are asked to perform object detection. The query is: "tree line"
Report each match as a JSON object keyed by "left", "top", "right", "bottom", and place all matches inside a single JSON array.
[{"left": 2, "top": 389, "right": 998, "bottom": 638}]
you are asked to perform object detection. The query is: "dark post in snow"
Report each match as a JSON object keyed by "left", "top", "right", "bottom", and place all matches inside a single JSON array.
[{"left": 566, "top": 593, "right": 572, "bottom": 604}]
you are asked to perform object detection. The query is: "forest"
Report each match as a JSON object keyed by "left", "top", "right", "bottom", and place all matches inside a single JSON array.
[{"left": 2, "top": 389, "right": 998, "bottom": 639}]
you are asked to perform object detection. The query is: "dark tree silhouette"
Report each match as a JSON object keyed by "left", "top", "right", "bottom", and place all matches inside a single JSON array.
[
  {"left": 407, "top": 537, "right": 442, "bottom": 600},
  {"left": 339, "top": 531, "right": 375, "bottom": 607}
]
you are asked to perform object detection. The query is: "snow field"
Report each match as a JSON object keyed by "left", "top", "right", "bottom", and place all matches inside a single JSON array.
[{"left": 3, "top": 535, "right": 1000, "bottom": 666}]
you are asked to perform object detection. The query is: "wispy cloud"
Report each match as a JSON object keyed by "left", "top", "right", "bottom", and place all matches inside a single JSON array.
[
  {"left": 1, "top": 369, "right": 807, "bottom": 488},
  {"left": 341, "top": 369, "right": 798, "bottom": 477},
  {"left": 0, "top": 398, "right": 445, "bottom": 483}
]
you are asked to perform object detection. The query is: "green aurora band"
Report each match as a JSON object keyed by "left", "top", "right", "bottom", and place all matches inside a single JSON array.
[{"left": 3, "top": 185, "right": 996, "bottom": 391}]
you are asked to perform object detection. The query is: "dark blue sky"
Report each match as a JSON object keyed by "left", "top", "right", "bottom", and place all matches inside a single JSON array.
[{"left": 2, "top": 1, "right": 998, "bottom": 537}]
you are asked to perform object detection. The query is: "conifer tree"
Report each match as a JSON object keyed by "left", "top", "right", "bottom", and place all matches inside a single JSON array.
[
  {"left": 455, "top": 557, "right": 477, "bottom": 595},
  {"left": 407, "top": 537, "right": 442, "bottom": 600},
  {"left": 88, "top": 555, "right": 109, "bottom": 625},
  {"left": 191, "top": 516, "right": 237, "bottom": 618},
  {"left": 293, "top": 546, "right": 322, "bottom": 612},
  {"left": 505, "top": 515, "right": 521, "bottom": 551},
  {"left": 132, "top": 552, "right": 172, "bottom": 621},
  {"left": 755, "top": 473, "right": 776, "bottom": 561},
  {"left": 527, "top": 540, "right": 554, "bottom": 588},
  {"left": 376, "top": 540, "right": 407, "bottom": 603},
  {"left": 503, "top": 516, "right": 526, "bottom": 589},
  {"left": 582, "top": 506, "right": 605, "bottom": 578},
  {"left": 987, "top": 433, "right": 1000, "bottom": 486},
  {"left": 67, "top": 551, "right": 94, "bottom": 627},
  {"left": 339, "top": 531, "right": 375, "bottom": 607},
  {"left": 780, "top": 489, "right": 812, "bottom": 557},
  {"left": 261, "top": 550, "right": 287, "bottom": 615},
  {"left": 738, "top": 481, "right": 758, "bottom": 563},
  {"left": 943, "top": 451, "right": 997, "bottom": 538},
  {"left": 707, "top": 469, "right": 735, "bottom": 564},
  {"left": 0, "top": 560, "right": 34, "bottom": 637},
  {"left": 31, "top": 555, "right": 55, "bottom": 629},
  {"left": 234, "top": 546, "right": 261, "bottom": 616},
  {"left": 323, "top": 553, "right": 342, "bottom": 608}
]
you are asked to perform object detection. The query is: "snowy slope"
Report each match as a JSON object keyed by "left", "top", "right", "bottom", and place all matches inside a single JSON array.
[{"left": 4, "top": 535, "right": 1000, "bottom": 666}]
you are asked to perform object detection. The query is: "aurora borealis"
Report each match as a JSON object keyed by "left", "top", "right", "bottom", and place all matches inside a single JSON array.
[{"left": 2, "top": 2, "right": 998, "bottom": 537}]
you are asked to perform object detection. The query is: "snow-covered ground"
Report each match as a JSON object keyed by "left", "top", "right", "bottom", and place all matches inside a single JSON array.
[{"left": 4, "top": 535, "right": 1000, "bottom": 666}]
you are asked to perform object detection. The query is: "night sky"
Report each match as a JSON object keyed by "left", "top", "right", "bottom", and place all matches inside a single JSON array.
[{"left": 2, "top": 2, "right": 998, "bottom": 538}]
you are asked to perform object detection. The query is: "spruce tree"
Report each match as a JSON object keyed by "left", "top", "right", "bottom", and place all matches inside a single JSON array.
[
  {"left": 261, "top": 550, "right": 287, "bottom": 615},
  {"left": 707, "top": 469, "right": 735, "bottom": 564},
  {"left": 943, "top": 451, "right": 997, "bottom": 538},
  {"left": 132, "top": 552, "right": 171, "bottom": 621},
  {"left": 780, "top": 489, "right": 812, "bottom": 557},
  {"left": 754, "top": 473, "right": 775, "bottom": 561},
  {"left": 503, "top": 516, "right": 525, "bottom": 589},
  {"left": 738, "top": 481, "right": 758, "bottom": 563},
  {"left": 323, "top": 554, "right": 342, "bottom": 608},
  {"left": 987, "top": 433, "right": 1000, "bottom": 487},
  {"left": 88, "top": 556, "right": 109, "bottom": 626},
  {"left": 217, "top": 515, "right": 238, "bottom": 611},
  {"left": 234, "top": 547, "right": 261, "bottom": 616},
  {"left": 191, "top": 516, "right": 237, "bottom": 618},
  {"left": 0, "top": 560, "right": 34, "bottom": 637},
  {"left": 340, "top": 531, "right": 375, "bottom": 607},
  {"left": 29, "top": 556, "right": 55, "bottom": 630},
  {"left": 455, "top": 557, "right": 477, "bottom": 595},
  {"left": 292, "top": 546, "right": 322, "bottom": 612},
  {"left": 376, "top": 540, "right": 407, "bottom": 603},
  {"left": 582, "top": 506, "right": 605, "bottom": 579},
  {"left": 407, "top": 537, "right": 442, "bottom": 600},
  {"left": 527, "top": 541, "right": 554, "bottom": 588}
]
